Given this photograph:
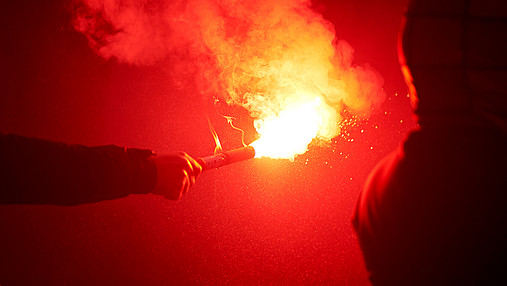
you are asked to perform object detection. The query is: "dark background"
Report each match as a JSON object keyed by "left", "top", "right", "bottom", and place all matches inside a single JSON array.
[{"left": 0, "top": 0, "right": 412, "bottom": 284}]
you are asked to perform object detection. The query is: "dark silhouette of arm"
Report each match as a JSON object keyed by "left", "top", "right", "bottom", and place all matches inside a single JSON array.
[{"left": 0, "top": 134, "right": 157, "bottom": 205}]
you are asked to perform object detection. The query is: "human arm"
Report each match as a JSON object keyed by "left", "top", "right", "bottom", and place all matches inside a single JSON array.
[{"left": 0, "top": 134, "right": 201, "bottom": 205}]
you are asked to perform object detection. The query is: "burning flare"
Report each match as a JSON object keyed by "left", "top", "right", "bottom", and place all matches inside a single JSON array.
[
  {"left": 192, "top": 0, "right": 385, "bottom": 160},
  {"left": 73, "top": 0, "right": 385, "bottom": 160}
]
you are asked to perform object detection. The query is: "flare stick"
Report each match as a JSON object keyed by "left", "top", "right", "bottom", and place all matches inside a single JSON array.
[{"left": 200, "top": 146, "right": 255, "bottom": 171}]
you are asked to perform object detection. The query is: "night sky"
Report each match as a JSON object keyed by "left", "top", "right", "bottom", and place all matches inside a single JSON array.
[{"left": 0, "top": 0, "right": 413, "bottom": 285}]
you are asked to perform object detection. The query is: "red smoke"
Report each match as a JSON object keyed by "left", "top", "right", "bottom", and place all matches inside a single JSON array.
[{"left": 73, "top": 0, "right": 385, "bottom": 154}]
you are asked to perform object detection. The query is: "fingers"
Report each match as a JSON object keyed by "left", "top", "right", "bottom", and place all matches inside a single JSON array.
[
  {"left": 178, "top": 153, "right": 203, "bottom": 190},
  {"left": 181, "top": 170, "right": 190, "bottom": 196},
  {"left": 181, "top": 152, "right": 203, "bottom": 181},
  {"left": 168, "top": 170, "right": 190, "bottom": 200}
]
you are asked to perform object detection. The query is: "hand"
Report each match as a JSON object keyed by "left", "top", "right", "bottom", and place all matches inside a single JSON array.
[{"left": 149, "top": 152, "right": 203, "bottom": 200}]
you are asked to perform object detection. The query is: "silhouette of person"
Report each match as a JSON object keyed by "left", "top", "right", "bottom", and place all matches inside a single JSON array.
[{"left": 353, "top": 0, "right": 507, "bottom": 285}]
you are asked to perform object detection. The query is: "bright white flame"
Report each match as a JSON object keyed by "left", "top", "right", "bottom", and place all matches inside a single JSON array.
[{"left": 251, "top": 96, "right": 338, "bottom": 160}]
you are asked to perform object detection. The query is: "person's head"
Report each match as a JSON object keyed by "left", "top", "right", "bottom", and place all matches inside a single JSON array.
[{"left": 399, "top": 0, "right": 507, "bottom": 132}]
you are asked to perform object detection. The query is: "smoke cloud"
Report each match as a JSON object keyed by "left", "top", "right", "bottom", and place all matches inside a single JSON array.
[{"left": 73, "top": 0, "right": 385, "bottom": 143}]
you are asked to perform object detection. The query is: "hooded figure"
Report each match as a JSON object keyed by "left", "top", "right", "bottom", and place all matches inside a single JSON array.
[{"left": 353, "top": 0, "right": 507, "bottom": 285}]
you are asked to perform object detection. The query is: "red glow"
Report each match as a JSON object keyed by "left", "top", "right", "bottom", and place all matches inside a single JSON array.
[{"left": 0, "top": 0, "right": 412, "bottom": 285}]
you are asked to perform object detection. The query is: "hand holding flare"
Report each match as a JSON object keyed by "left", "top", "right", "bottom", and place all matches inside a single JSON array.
[
  {"left": 149, "top": 95, "right": 343, "bottom": 199},
  {"left": 148, "top": 147, "right": 255, "bottom": 200},
  {"left": 149, "top": 152, "right": 203, "bottom": 200}
]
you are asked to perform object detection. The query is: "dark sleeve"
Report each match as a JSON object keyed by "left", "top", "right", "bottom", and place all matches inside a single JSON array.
[{"left": 0, "top": 134, "right": 157, "bottom": 205}]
